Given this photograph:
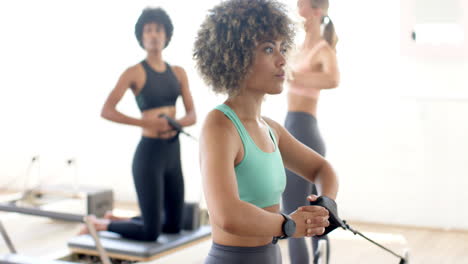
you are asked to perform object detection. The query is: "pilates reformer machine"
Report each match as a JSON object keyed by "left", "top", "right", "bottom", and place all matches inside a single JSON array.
[
  {"left": 0, "top": 202, "right": 211, "bottom": 264},
  {"left": 60, "top": 116, "right": 206, "bottom": 263},
  {"left": 66, "top": 202, "right": 210, "bottom": 263},
  {"left": 0, "top": 156, "right": 113, "bottom": 222},
  {"left": 0, "top": 115, "right": 208, "bottom": 263}
]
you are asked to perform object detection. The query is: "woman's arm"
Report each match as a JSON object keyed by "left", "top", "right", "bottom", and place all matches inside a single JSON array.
[
  {"left": 289, "top": 47, "right": 340, "bottom": 90},
  {"left": 172, "top": 66, "right": 196, "bottom": 127},
  {"left": 200, "top": 111, "right": 329, "bottom": 238},
  {"left": 265, "top": 118, "right": 338, "bottom": 200},
  {"left": 101, "top": 67, "right": 146, "bottom": 128}
]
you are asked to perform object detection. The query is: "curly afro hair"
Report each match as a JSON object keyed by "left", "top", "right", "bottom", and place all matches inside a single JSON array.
[
  {"left": 135, "top": 7, "right": 174, "bottom": 49},
  {"left": 193, "top": 0, "right": 295, "bottom": 96}
]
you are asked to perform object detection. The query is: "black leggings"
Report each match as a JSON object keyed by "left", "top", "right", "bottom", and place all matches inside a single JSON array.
[
  {"left": 282, "top": 112, "right": 329, "bottom": 264},
  {"left": 108, "top": 136, "right": 184, "bottom": 241}
]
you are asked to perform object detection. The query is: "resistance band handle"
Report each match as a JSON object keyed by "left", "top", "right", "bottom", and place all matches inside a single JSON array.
[
  {"left": 309, "top": 196, "right": 346, "bottom": 237},
  {"left": 159, "top": 114, "right": 183, "bottom": 131},
  {"left": 159, "top": 114, "right": 198, "bottom": 141}
]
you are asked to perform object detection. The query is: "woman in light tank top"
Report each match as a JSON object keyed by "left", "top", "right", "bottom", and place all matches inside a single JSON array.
[
  {"left": 283, "top": 0, "right": 340, "bottom": 263},
  {"left": 194, "top": 0, "right": 339, "bottom": 263}
]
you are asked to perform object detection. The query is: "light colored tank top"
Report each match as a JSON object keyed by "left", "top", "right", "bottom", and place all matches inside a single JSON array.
[
  {"left": 215, "top": 104, "right": 286, "bottom": 208},
  {"left": 288, "top": 40, "right": 328, "bottom": 98}
]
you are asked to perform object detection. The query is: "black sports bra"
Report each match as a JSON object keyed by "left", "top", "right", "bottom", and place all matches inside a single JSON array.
[{"left": 135, "top": 60, "right": 181, "bottom": 111}]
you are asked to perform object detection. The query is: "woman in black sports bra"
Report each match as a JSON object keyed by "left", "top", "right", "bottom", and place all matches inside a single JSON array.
[{"left": 79, "top": 7, "right": 196, "bottom": 241}]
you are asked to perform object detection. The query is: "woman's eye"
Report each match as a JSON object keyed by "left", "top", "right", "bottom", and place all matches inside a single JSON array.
[
  {"left": 264, "top": 47, "right": 274, "bottom": 53},
  {"left": 280, "top": 48, "right": 288, "bottom": 54}
]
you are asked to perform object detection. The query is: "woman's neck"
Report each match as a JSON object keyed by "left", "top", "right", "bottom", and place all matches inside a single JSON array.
[
  {"left": 146, "top": 52, "right": 164, "bottom": 66},
  {"left": 302, "top": 18, "right": 322, "bottom": 49},
  {"left": 225, "top": 92, "right": 264, "bottom": 121}
]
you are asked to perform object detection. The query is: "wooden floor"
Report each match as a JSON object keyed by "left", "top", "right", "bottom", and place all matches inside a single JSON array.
[{"left": 1, "top": 204, "right": 467, "bottom": 264}]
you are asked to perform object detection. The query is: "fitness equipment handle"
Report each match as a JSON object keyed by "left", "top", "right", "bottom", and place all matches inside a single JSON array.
[{"left": 159, "top": 114, "right": 197, "bottom": 141}]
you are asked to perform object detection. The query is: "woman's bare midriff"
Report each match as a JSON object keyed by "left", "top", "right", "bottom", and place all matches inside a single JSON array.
[
  {"left": 287, "top": 92, "right": 319, "bottom": 117},
  {"left": 211, "top": 204, "right": 280, "bottom": 247},
  {"left": 141, "top": 106, "right": 177, "bottom": 138}
]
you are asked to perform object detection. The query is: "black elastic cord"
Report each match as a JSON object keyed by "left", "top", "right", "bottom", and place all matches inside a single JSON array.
[
  {"left": 310, "top": 196, "right": 407, "bottom": 263},
  {"left": 343, "top": 220, "right": 406, "bottom": 262}
]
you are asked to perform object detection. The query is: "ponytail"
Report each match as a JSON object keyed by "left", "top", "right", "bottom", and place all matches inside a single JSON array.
[{"left": 322, "top": 16, "right": 338, "bottom": 49}]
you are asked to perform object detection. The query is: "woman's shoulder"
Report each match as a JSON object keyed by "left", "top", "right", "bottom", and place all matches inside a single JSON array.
[
  {"left": 262, "top": 117, "right": 283, "bottom": 141},
  {"left": 166, "top": 63, "right": 184, "bottom": 73},
  {"left": 201, "top": 109, "right": 236, "bottom": 134},
  {"left": 262, "top": 116, "right": 279, "bottom": 128},
  {"left": 318, "top": 41, "right": 336, "bottom": 57},
  {"left": 168, "top": 64, "right": 188, "bottom": 81},
  {"left": 115, "top": 64, "right": 144, "bottom": 84},
  {"left": 123, "top": 63, "right": 144, "bottom": 76},
  {"left": 201, "top": 109, "right": 241, "bottom": 150},
  {"left": 203, "top": 109, "right": 234, "bottom": 132}
]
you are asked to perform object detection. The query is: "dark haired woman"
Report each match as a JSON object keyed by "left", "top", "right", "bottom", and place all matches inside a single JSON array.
[{"left": 80, "top": 7, "right": 196, "bottom": 241}]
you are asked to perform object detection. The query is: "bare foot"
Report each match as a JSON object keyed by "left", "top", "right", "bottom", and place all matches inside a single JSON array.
[
  {"left": 104, "top": 211, "right": 131, "bottom": 221},
  {"left": 78, "top": 215, "right": 111, "bottom": 235}
]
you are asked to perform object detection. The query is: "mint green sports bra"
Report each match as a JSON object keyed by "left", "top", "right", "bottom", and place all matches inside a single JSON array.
[{"left": 215, "top": 104, "right": 286, "bottom": 208}]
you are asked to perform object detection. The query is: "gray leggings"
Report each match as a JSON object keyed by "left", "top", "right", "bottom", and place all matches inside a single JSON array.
[
  {"left": 205, "top": 242, "right": 282, "bottom": 264},
  {"left": 282, "top": 111, "right": 329, "bottom": 264}
]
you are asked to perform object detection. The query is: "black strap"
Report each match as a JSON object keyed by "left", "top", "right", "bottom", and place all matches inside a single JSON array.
[
  {"left": 309, "top": 196, "right": 346, "bottom": 237},
  {"left": 272, "top": 213, "right": 287, "bottom": 244}
]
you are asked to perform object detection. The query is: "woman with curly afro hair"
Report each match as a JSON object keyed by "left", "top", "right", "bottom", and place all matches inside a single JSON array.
[
  {"left": 194, "top": 0, "right": 338, "bottom": 263},
  {"left": 80, "top": 7, "right": 196, "bottom": 242}
]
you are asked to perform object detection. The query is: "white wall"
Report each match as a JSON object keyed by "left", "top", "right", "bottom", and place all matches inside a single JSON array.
[
  {"left": 0, "top": 0, "right": 467, "bottom": 230},
  {"left": 316, "top": 0, "right": 468, "bottom": 230},
  {"left": 0, "top": 0, "right": 224, "bottom": 203}
]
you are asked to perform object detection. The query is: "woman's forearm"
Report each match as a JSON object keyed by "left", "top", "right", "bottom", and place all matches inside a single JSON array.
[
  {"left": 101, "top": 108, "right": 144, "bottom": 128},
  {"left": 214, "top": 201, "right": 284, "bottom": 237},
  {"left": 290, "top": 71, "right": 339, "bottom": 89},
  {"left": 176, "top": 110, "right": 196, "bottom": 127}
]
